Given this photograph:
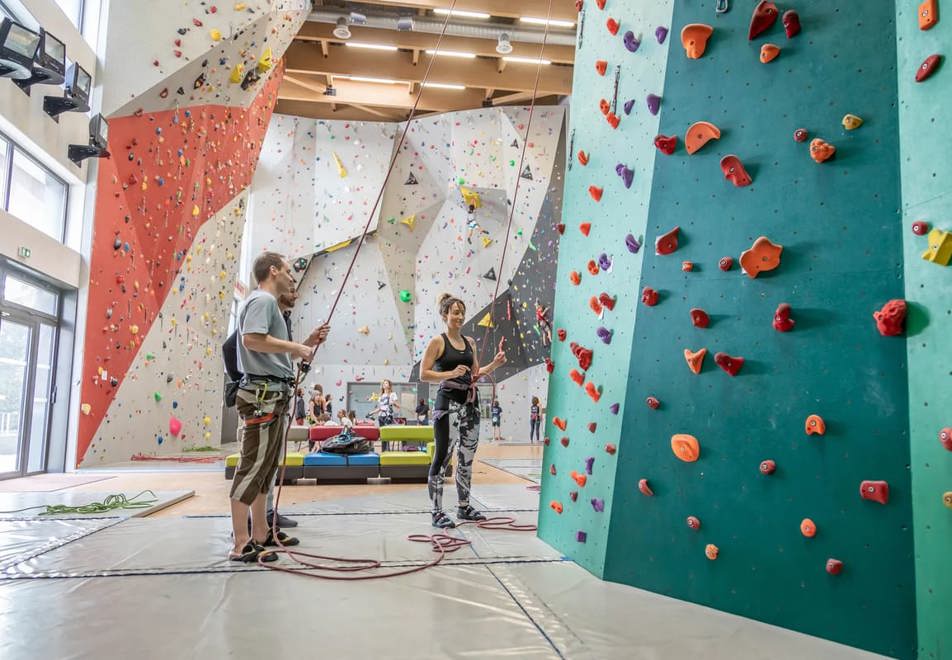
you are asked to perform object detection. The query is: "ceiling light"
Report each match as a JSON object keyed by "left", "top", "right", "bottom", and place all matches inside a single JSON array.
[
  {"left": 423, "top": 82, "right": 466, "bottom": 90},
  {"left": 495, "top": 33, "right": 513, "bottom": 54},
  {"left": 333, "top": 17, "right": 351, "bottom": 39},
  {"left": 345, "top": 42, "right": 398, "bottom": 51},
  {"left": 338, "top": 76, "right": 401, "bottom": 84},
  {"left": 503, "top": 56, "right": 552, "bottom": 65},
  {"left": 433, "top": 8, "right": 491, "bottom": 19},
  {"left": 425, "top": 49, "right": 476, "bottom": 59},
  {"left": 519, "top": 17, "right": 576, "bottom": 28}
]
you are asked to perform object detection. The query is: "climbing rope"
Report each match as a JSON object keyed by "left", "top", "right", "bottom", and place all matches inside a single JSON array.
[{"left": 0, "top": 490, "right": 158, "bottom": 516}]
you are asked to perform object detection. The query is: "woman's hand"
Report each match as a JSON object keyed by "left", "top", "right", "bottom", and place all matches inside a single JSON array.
[
  {"left": 447, "top": 364, "right": 470, "bottom": 379},
  {"left": 491, "top": 338, "right": 507, "bottom": 367}
]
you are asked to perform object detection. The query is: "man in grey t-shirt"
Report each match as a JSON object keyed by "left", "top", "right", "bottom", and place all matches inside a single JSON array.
[{"left": 228, "top": 252, "right": 329, "bottom": 562}]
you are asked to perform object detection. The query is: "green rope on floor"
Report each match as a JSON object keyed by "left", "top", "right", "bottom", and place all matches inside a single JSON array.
[{"left": 0, "top": 490, "right": 159, "bottom": 515}]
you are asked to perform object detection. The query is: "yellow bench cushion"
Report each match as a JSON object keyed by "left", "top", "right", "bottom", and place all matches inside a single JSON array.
[
  {"left": 226, "top": 452, "right": 304, "bottom": 467},
  {"left": 379, "top": 426, "right": 434, "bottom": 442},
  {"left": 379, "top": 451, "right": 432, "bottom": 466}
]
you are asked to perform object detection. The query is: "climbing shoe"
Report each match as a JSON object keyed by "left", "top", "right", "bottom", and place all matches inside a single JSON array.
[
  {"left": 229, "top": 541, "right": 278, "bottom": 563},
  {"left": 431, "top": 511, "right": 456, "bottom": 529},
  {"left": 263, "top": 529, "right": 299, "bottom": 547},
  {"left": 456, "top": 505, "right": 486, "bottom": 522}
]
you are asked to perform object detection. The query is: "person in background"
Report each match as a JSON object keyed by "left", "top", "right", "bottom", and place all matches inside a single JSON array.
[
  {"left": 490, "top": 398, "right": 502, "bottom": 442},
  {"left": 376, "top": 379, "right": 399, "bottom": 426},
  {"left": 416, "top": 398, "right": 430, "bottom": 425},
  {"left": 348, "top": 410, "right": 357, "bottom": 425},
  {"left": 310, "top": 384, "right": 326, "bottom": 422},
  {"left": 293, "top": 387, "right": 306, "bottom": 426},
  {"left": 529, "top": 396, "right": 541, "bottom": 444},
  {"left": 337, "top": 408, "right": 353, "bottom": 430}
]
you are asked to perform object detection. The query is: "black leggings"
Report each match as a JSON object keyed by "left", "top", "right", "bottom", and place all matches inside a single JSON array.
[
  {"left": 529, "top": 418, "right": 540, "bottom": 442},
  {"left": 428, "top": 402, "right": 480, "bottom": 512}
]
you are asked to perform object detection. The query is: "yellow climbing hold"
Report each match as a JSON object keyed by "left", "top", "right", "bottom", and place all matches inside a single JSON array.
[
  {"left": 478, "top": 313, "right": 494, "bottom": 328},
  {"left": 210, "top": 29, "right": 222, "bottom": 41},
  {"left": 203, "top": 415, "right": 212, "bottom": 426},
  {"left": 192, "top": 204, "right": 200, "bottom": 217},
  {"left": 481, "top": 236, "right": 493, "bottom": 248},
  {"left": 460, "top": 186, "right": 481, "bottom": 209},
  {"left": 81, "top": 403, "right": 92, "bottom": 415},
  {"left": 400, "top": 214, "right": 416, "bottom": 230},
  {"left": 332, "top": 152, "right": 347, "bottom": 178},
  {"left": 257, "top": 47, "right": 273, "bottom": 73},
  {"left": 229, "top": 63, "right": 244, "bottom": 83},
  {"left": 922, "top": 228, "right": 952, "bottom": 266},
  {"left": 841, "top": 114, "right": 863, "bottom": 130},
  {"left": 129, "top": 325, "right": 139, "bottom": 335},
  {"left": 234, "top": 3, "right": 246, "bottom": 9}
]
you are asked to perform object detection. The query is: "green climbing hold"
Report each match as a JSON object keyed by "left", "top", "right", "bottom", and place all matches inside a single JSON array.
[
  {"left": 516, "top": 229, "right": 523, "bottom": 237},
  {"left": 153, "top": 392, "right": 162, "bottom": 402},
  {"left": 387, "top": 217, "right": 396, "bottom": 224},
  {"left": 509, "top": 160, "right": 515, "bottom": 166},
  {"left": 457, "top": 177, "right": 466, "bottom": 185},
  {"left": 146, "top": 353, "right": 155, "bottom": 360},
  {"left": 400, "top": 290, "right": 412, "bottom": 303}
]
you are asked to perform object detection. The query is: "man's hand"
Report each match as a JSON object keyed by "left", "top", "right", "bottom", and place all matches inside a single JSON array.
[
  {"left": 304, "top": 322, "right": 331, "bottom": 348},
  {"left": 292, "top": 343, "right": 314, "bottom": 362}
]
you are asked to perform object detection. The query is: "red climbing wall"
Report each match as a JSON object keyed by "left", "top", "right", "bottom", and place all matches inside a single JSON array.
[{"left": 76, "top": 65, "right": 284, "bottom": 466}]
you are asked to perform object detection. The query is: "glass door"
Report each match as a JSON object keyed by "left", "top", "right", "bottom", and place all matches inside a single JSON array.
[{"left": 0, "top": 316, "right": 31, "bottom": 476}]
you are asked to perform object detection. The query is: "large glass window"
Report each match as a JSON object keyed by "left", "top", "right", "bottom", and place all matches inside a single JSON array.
[
  {"left": 5, "top": 147, "right": 68, "bottom": 242},
  {"left": 4, "top": 275, "right": 58, "bottom": 315},
  {"left": 53, "top": 0, "right": 83, "bottom": 30},
  {"left": 0, "top": 138, "right": 8, "bottom": 208}
]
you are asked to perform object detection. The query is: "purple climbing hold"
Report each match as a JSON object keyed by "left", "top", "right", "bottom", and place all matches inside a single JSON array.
[
  {"left": 577, "top": 531, "right": 588, "bottom": 543},
  {"left": 596, "top": 326, "right": 613, "bottom": 344},
  {"left": 646, "top": 94, "right": 661, "bottom": 115},
  {"left": 609, "top": 402, "right": 620, "bottom": 415},
  {"left": 598, "top": 253, "right": 612, "bottom": 271},
  {"left": 621, "top": 166, "right": 634, "bottom": 189},
  {"left": 623, "top": 99, "right": 635, "bottom": 115},
  {"left": 655, "top": 26, "right": 668, "bottom": 43},
  {"left": 585, "top": 456, "right": 595, "bottom": 475},
  {"left": 591, "top": 498, "right": 605, "bottom": 512},
  {"left": 625, "top": 234, "right": 642, "bottom": 253},
  {"left": 623, "top": 30, "right": 641, "bottom": 52},
  {"left": 615, "top": 163, "right": 625, "bottom": 175}
]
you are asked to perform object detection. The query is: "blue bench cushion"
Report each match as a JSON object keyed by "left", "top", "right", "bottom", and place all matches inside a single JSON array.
[
  {"left": 304, "top": 452, "right": 347, "bottom": 466},
  {"left": 346, "top": 452, "right": 380, "bottom": 466}
]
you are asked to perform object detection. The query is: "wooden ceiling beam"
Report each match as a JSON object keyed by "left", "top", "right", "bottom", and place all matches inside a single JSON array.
[
  {"left": 343, "top": 0, "right": 578, "bottom": 24},
  {"left": 280, "top": 77, "right": 489, "bottom": 113},
  {"left": 275, "top": 99, "right": 412, "bottom": 121}
]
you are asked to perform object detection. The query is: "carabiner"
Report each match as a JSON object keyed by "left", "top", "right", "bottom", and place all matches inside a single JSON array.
[{"left": 715, "top": 0, "right": 729, "bottom": 14}]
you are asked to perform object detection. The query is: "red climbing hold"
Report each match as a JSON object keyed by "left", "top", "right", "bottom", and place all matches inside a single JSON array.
[
  {"left": 654, "top": 134, "right": 678, "bottom": 155},
  {"left": 588, "top": 422, "right": 597, "bottom": 433},
  {"left": 557, "top": 328, "right": 567, "bottom": 342},
  {"left": 595, "top": 60, "right": 608, "bottom": 76},
  {"left": 550, "top": 464, "right": 557, "bottom": 475},
  {"left": 873, "top": 299, "right": 907, "bottom": 336},
  {"left": 915, "top": 54, "right": 941, "bottom": 82},
  {"left": 748, "top": 0, "right": 779, "bottom": 40},
  {"left": 740, "top": 236, "right": 783, "bottom": 278},
  {"left": 589, "top": 296, "right": 603, "bottom": 317},
  {"left": 912, "top": 220, "right": 929, "bottom": 235},
  {"left": 595, "top": 0, "right": 606, "bottom": 9},
  {"left": 606, "top": 17, "right": 619, "bottom": 35},
  {"left": 759, "top": 459, "right": 776, "bottom": 475},
  {"left": 599, "top": 292, "right": 616, "bottom": 311},
  {"left": 805, "top": 414, "right": 826, "bottom": 436},
  {"left": 550, "top": 500, "right": 563, "bottom": 514},
  {"left": 570, "top": 342, "right": 593, "bottom": 370},
  {"left": 860, "top": 480, "right": 889, "bottom": 505},
  {"left": 599, "top": 98, "right": 610, "bottom": 115},
  {"left": 782, "top": 9, "right": 801, "bottom": 37},
  {"left": 682, "top": 261, "right": 694, "bottom": 272},
  {"left": 589, "top": 186, "right": 604, "bottom": 202},
  {"left": 585, "top": 381, "right": 602, "bottom": 402},
  {"left": 940, "top": 427, "right": 952, "bottom": 451},
  {"left": 720, "top": 154, "right": 752, "bottom": 187},
  {"left": 577, "top": 150, "right": 589, "bottom": 166},
  {"left": 718, "top": 256, "right": 734, "bottom": 271},
  {"left": 569, "top": 271, "right": 581, "bottom": 286},
  {"left": 655, "top": 226, "right": 680, "bottom": 254},
  {"left": 809, "top": 138, "right": 836, "bottom": 163},
  {"left": 687, "top": 516, "right": 701, "bottom": 530},
  {"left": 800, "top": 518, "right": 817, "bottom": 538},
  {"left": 690, "top": 308, "right": 710, "bottom": 328},
  {"left": 544, "top": 436, "right": 551, "bottom": 446},
  {"left": 556, "top": 223, "right": 566, "bottom": 234},
  {"left": 641, "top": 287, "right": 660, "bottom": 306},
  {"left": 714, "top": 352, "right": 744, "bottom": 376},
  {"left": 561, "top": 436, "right": 570, "bottom": 447},
  {"left": 606, "top": 113, "right": 620, "bottom": 129},
  {"left": 545, "top": 358, "right": 554, "bottom": 373},
  {"left": 646, "top": 396, "right": 660, "bottom": 409},
  {"left": 793, "top": 128, "right": 809, "bottom": 142},
  {"left": 773, "top": 303, "right": 795, "bottom": 332},
  {"left": 580, "top": 222, "right": 592, "bottom": 236},
  {"left": 587, "top": 260, "right": 600, "bottom": 276},
  {"left": 570, "top": 369, "right": 585, "bottom": 385},
  {"left": 554, "top": 417, "right": 567, "bottom": 431},
  {"left": 638, "top": 479, "right": 654, "bottom": 496},
  {"left": 569, "top": 490, "right": 579, "bottom": 501},
  {"left": 605, "top": 443, "right": 617, "bottom": 454},
  {"left": 826, "top": 559, "right": 844, "bottom": 575}
]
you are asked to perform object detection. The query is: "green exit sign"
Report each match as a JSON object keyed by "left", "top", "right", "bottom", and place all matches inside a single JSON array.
[{"left": 17, "top": 246, "right": 31, "bottom": 258}]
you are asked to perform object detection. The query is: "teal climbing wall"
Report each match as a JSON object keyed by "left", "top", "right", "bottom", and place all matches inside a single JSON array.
[
  {"left": 538, "top": 1, "right": 675, "bottom": 576},
  {"left": 601, "top": 0, "right": 916, "bottom": 656},
  {"left": 895, "top": 1, "right": 952, "bottom": 657}
]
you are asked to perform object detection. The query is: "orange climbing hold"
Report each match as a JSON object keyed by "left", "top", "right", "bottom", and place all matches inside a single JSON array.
[
  {"left": 760, "top": 43, "right": 781, "bottom": 63},
  {"left": 570, "top": 369, "right": 585, "bottom": 385},
  {"left": 580, "top": 222, "right": 592, "bottom": 236},
  {"left": 554, "top": 417, "right": 567, "bottom": 431},
  {"left": 739, "top": 236, "right": 783, "bottom": 278},
  {"left": 571, "top": 470, "right": 588, "bottom": 487},
  {"left": 550, "top": 501, "right": 563, "bottom": 514},
  {"left": 589, "top": 296, "right": 603, "bottom": 316},
  {"left": 587, "top": 260, "right": 600, "bottom": 275},
  {"left": 681, "top": 24, "right": 713, "bottom": 59},
  {"left": 671, "top": 433, "right": 700, "bottom": 462},
  {"left": 705, "top": 544, "right": 719, "bottom": 560},
  {"left": 606, "top": 113, "right": 620, "bottom": 129},
  {"left": 589, "top": 185, "right": 604, "bottom": 202},
  {"left": 605, "top": 443, "right": 617, "bottom": 454},
  {"left": 684, "top": 121, "right": 721, "bottom": 155},
  {"left": 809, "top": 138, "right": 836, "bottom": 163},
  {"left": 805, "top": 414, "right": 826, "bottom": 436},
  {"left": 569, "top": 271, "right": 581, "bottom": 285},
  {"left": 585, "top": 381, "right": 602, "bottom": 402},
  {"left": 638, "top": 478, "right": 654, "bottom": 496},
  {"left": 577, "top": 150, "right": 589, "bottom": 166},
  {"left": 595, "top": 60, "right": 608, "bottom": 75},
  {"left": 919, "top": 0, "right": 938, "bottom": 29},
  {"left": 606, "top": 17, "right": 620, "bottom": 35},
  {"left": 684, "top": 347, "right": 707, "bottom": 374},
  {"left": 800, "top": 518, "right": 817, "bottom": 538}
]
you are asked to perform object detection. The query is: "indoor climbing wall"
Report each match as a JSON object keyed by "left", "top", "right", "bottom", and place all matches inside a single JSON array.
[
  {"left": 895, "top": 2, "right": 952, "bottom": 657},
  {"left": 247, "top": 107, "right": 566, "bottom": 439},
  {"left": 77, "top": 69, "right": 284, "bottom": 467},
  {"left": 542, "top": 0, "right": 921, "bottom": 657}
]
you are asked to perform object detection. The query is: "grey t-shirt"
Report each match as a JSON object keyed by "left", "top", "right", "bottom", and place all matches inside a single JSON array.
[{"left": 237, "top": 289, "right": 294, "bottom": 382}]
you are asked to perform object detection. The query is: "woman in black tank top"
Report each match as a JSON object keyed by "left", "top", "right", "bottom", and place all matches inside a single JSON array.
[{"left": 420, "top": 294, "right": 507, "bottom": 528}]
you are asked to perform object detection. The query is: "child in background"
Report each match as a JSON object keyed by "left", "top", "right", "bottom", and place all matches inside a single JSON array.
[
  {"left": 337, "top": 408, "right": 353, "bottom": 430},
  {"left": 490, "top": 399, "right": 502, "bottom": 441},
  {"left": 529, "top": 396, "right": 541, "bottom": 443}
]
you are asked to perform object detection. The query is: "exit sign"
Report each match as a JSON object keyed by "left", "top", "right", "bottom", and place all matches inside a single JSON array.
[{"left": 17, "top": 247, "right": 31, "bottom": 258}]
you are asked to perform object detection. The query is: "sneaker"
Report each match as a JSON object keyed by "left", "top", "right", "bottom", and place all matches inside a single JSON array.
[
  {"left": 457, "top": 505, "right": 486, "bottom": 522},
  {"left": 263, "top": 529, "right": 299, "bottom": 547},
  {"left": 229, "top": 541, "right": 278, "bottom": 563},
  {"left": 266, "top": 511, "right": 298, "bottom": 528},
  {"left": 431, "top": 511, "right": 456, "bottom": 529}
]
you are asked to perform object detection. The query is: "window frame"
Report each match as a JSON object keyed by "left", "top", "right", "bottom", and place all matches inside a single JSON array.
[{"left": 0, "top": 131, "right": 70, "bottom": 243}]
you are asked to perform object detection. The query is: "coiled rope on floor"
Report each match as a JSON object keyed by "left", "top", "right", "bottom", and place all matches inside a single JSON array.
[{"left": 0, "top": 490, "right": 158, "bottom": 516}]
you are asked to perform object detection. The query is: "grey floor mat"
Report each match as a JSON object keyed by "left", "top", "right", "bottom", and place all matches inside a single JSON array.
[
  {"left": 0, "top": 519, "right": 117, "bottom": 571},
  {"left": 480, "top": 457, "right": 543, "bottom": 483}
]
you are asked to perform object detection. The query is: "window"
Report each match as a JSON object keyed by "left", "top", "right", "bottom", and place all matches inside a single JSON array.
[
  {"left": 0, "top": 1, "right": 14, "bottom": 19},
  {"left": 53, "top": 0, "right": 83, "bottom": 31},
  {"left": 4, "top": 275, "right": 58, "bottom": 315},
  {"left": 0, "top": 140, "right": 68, "bottom": 242}
]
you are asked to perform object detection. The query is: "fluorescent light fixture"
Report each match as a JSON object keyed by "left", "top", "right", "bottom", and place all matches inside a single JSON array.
[
  {"left": 345, "top": 42, "right": 398, "bottom": 51},
  {"left": 519, "top": 17, "right": 576, "bottom": 28},
  {"left": 339, "top": 75, "right": 401, "bottom": 84},
  {"left": 503, "top": 56, "right": 552, "bottom": 65},
  {"left": 423, "top": 82, "right": 466, "bottom": 90},
  {"left": 425, "top": 49, "right": 476, "bottom": 59},
  {"left": 433, "top": 8, "right": 491, "bottom": 19}
]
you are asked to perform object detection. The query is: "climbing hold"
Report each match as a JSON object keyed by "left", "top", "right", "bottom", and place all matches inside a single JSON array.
[
  {"left": 915, "top": 54, "right": 941, "bottom": 82},
  {"left": 740, "top": 236, "right": 783, "bottom": 278},
  {"left": 759, "top": 459, "right": 776, "bottom": 475},
  {"left": 569, "top": 490, "right": 578, "bottom": 501},
  {"left": 714, "top": 352, "right": 744, "bottom": 376},
  {"left": 617, "top": 164, "right": 634, "bottom": 188},
  {"left": 638, "top": 478, "right": 654, "bottom": 496},
  {"left": 705, "top": 544, "right": 719, "bottom": 560},
  {"left": 561, "top": 436, "right": 570, "bottom": 447},
  {"left": 671, "top": 434, "right": 700, "bottom": 462},
  {"left": 153, "top": 392, "right": 162, "bottom": 403},
  {"left": 570, "top": 369, "right": 585, "bottom": 385},
  {"left": 805, "top": 414, "right": 826, "bottom": 436},
  {"left": 655, "top": 226, "right": 680, "bottom": 254},
  {"left": 759, "top": 43, "right": 780, "bottom": 63},
  {"left": 357, "top": 325, "right": 370, "bottom": 335},
  {"left": 626, "top": 234, "right": 642, "bottom": 254},
  {"left": 922, "top": 228, "right": 952, "bottom": 265},
  {"left": 800, "top": 518, "right": 817, "bottom": 538},
  {"left": 597, "top": 327, "right": 613, "bottom": 344},
  {"left": 545, "top": 358, "right": 555, "bottom": 373},
  {"left": 718, "top": 256, "right": 734, "bottom": 271},
  {"left": 605, "top": 443, "right": 617, "bottom": 454},
  {"left": 912, "top": 220, "right": 930, "bottom": 236},
  {"left": 685, "top": 121, "right": 721, "bottom": 154},
  {"left": 585, "top": 456, "right": 595, "bottom": 475},
  {"left": 654, "top": 134, "right": 678, "bottom": 155},
  {"left": 682, "top": 261, "right": 694, "bottom": 272},
  {"left": 587, "top": 260, "right": 600, "bottom": 276},
  {"left": 748, "top": 0, "right": 779, "bottom": 39},
  {"left": 646, "top": 396, "right": 660, "bottom": 409},
  {"left": 809, "top": 138, "right": 837, "bottom": 163},
  {"left": 557, "top": 328, "right": 567, "bottom": 342},
  {"left": 690, "top": 308, "right": 710, "bottom": 328},
  {"left": 571, "top": 470, "right": 587, "bottom": 487},
  {"left": 623, "top": 99, "right": 635, "bottom": 115},
  {"left": 544, "top": 436, "right": 551, "bottom": 446},
  {"left": 609, "top": 403, "right": 620, "bottom": 415},
  {"left": 841, "top": 114, "right": 863, "bottom": 130},
  {"left": 399, "top": 290, "right": 412, "bottom": 303},
  {"left": 550, "top": 501, "right": 563, "bottom": 514},
  {"left": 577, "top": 150, "right": 589, "bottom": 166},
  {"left": 606, "top": 112, "right": 621, "bottom": 129},
  {"left": 720, "top": 154, "right": 752, "bottom": 187},
  {"left": 584, "top": 381, "right": 602, "bottom": 402},
  {"left": 81, "top": 403, "right": 91, "bottom": 415},
  {"left": 623, "top": 30, "right": 640, "bottom": 52},
  {"left": 589, "top": 186, "right": 604, "bottom": 202},
  {"left": 588, "top": 423, "right": 597, "bottom": 433},
  {"left": 782, "top": 9, "right": 801, "bottom": 37},
  {"left": 681, "top": 23, "right": 713, "bottom": 59},
  {"left": 687, "top": 516, "right": 701, "bottom": 530},
  {"left": 580, "top": 222, "right": 592, "bottom": 236},
  {"left": 595, "top": 60, "right": 608, "bottom": 75},
  {"left": 129, "top": 325, "right": 139, "bottom": 335},
  {"left": 401, "top": 214, "right": 416, "bottom": 230},
  {"left": 939, "top": 427, "right": 952, "bottom": 451},
  {"left": 606, "top": 17, "right": 620, "bottom": 35},
  {"left": 873, "top": 299, "right": 907, "bottom": 336},
  {"left": 570, "top": 271, "right": 581, "bottom": 285},
  {"left": 793, "top": 127, "right": 809, "bottom": 142},
  {"left": 591, "top": 498, "right": 605, "bottom": 512},
  {"left": 599, "top": 98, "right": 610, "bottom": 115},
  {"left": 641, "top": 287, "right": 660, "bottom": 306},
  {"left": 773, "top": 303, "right": 795, "bottom": 332},
  {"left": 549, "top": 464, "right": 557, "bottom": 475},
  {"left": 655, "top": 26, "right": 668, "bottom": 43},
  {"left": 554, "top": 417, "right": 567, "bottom": 431},
  {"left": 826, "top": 559, "right": 844, "bottom": 575},
  {"left": 589, "top": 296, "right": 603, "bottom": 317},
  {"left": 556, "top": 224, "right": 566, "bottom": 235},
  {"left": 919, "top": 0, "right": 938, "bottom": 29},
  {"left": 860, "top": 480, "right": 890, "bottom": 505},
  {"left": 576, "top": 531, "right": 587, "bottom": 543},
  {"left": 599, "top": 292, "right": 616, "bottom": 310},
  {"left": 944, "top": 492, "right": 952, "bottom": 509},
  {"left": 684, "top": 348, "right": 707, "bottom": 374},
  {"left": 169, "top": 417, "right": 183, "bottom": 437},
  {"left": 646, "top": 94, "right": 661, "bottom": 115}
]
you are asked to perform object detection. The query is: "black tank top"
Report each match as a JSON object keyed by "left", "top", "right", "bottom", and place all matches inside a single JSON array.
[{"left": 434, "top": 333, "right": 474, "bottom": 408}]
